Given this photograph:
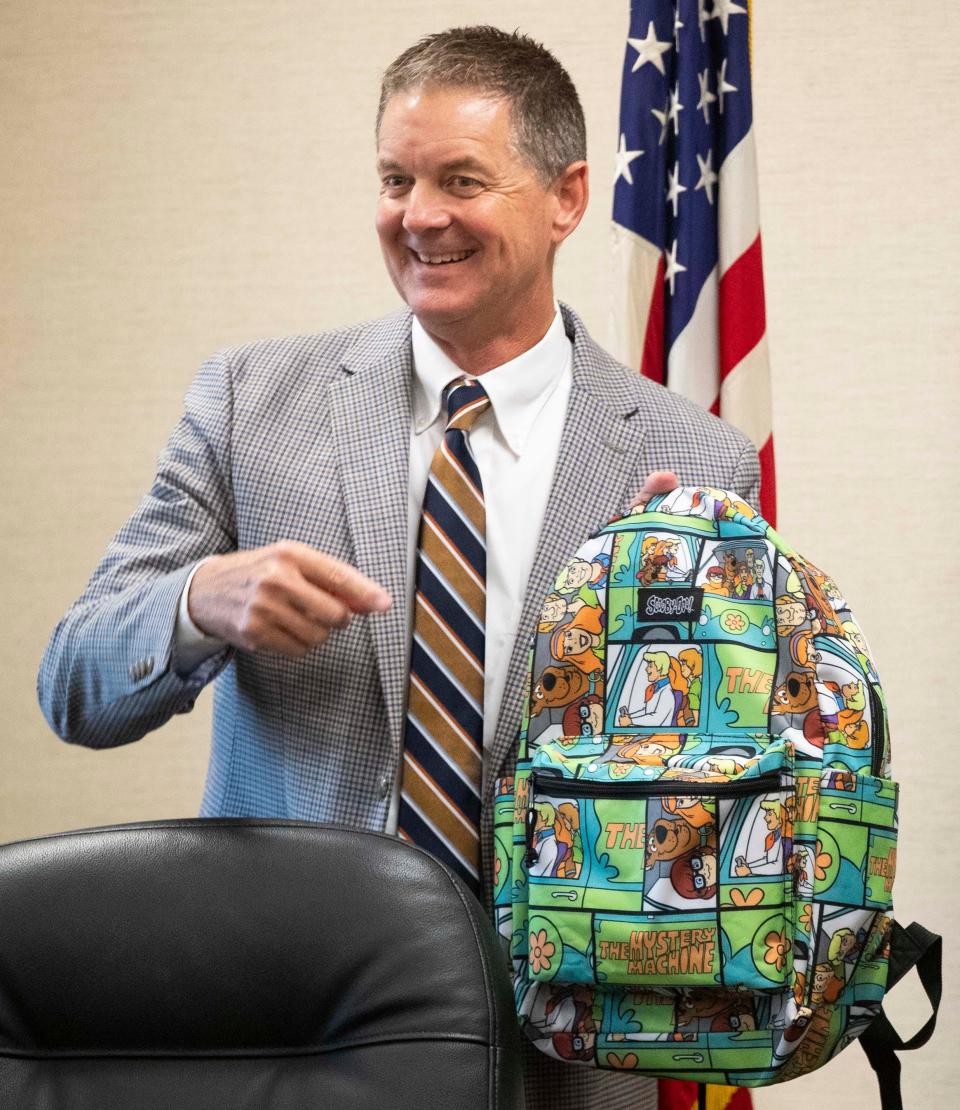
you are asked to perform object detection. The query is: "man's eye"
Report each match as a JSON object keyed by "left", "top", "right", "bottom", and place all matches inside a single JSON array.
[
  {"left": 451, "top": 176, "right": 481, "bottom": 189},
  {"left": 381, "top": 175, "right": 408, "bottom": 189}
]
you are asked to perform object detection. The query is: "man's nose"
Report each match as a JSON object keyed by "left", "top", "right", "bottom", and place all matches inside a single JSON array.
[{"left": 402, "top": 184, "right": 452, "bottom": 233}]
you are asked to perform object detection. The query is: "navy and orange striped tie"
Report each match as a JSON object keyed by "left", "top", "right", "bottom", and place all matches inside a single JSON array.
[{"left": 399, "top": 378, "right": 490, "bottom": 894}]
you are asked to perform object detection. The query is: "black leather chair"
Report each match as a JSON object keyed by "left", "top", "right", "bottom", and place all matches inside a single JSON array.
[{"left": 0, "top": 819, "right": 523, "bottom": 1109}]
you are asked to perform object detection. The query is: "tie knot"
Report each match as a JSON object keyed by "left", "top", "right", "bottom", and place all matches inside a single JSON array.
[{"left": 445, "top": 378, "right": 490, "bottom": 433}]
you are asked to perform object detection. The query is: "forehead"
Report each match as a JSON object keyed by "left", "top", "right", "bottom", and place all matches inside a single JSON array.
[{"left": 377, "top": 85, "right": 517, "bottom": 166}]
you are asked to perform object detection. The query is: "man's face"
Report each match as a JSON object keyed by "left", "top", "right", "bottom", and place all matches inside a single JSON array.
[{"left": 376, "top": 87, "right": 562, "bottom": 335}]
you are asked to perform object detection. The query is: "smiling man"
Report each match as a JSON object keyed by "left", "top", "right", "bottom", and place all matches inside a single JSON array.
[{"left": 39, "top": 26, "right": 759, "bottom": 1110}]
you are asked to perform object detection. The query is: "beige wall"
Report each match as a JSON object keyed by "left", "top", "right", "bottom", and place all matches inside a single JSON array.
[{"left": 3, "top": 2, "right": 957, "bottom": 1105}]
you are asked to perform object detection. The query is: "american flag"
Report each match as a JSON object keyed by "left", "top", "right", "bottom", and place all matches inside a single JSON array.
[{"left": 609, "top": 0, "right": 776, "bottom": 528}]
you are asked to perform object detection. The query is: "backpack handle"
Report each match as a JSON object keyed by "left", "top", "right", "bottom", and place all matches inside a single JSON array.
[{"left": 859, "top": 920, "right": 942, "bottom": 1110}]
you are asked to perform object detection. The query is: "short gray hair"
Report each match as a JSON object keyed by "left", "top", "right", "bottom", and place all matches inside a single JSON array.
[{"left": 377, "top": 25, "right": 586, "bottom": 184}]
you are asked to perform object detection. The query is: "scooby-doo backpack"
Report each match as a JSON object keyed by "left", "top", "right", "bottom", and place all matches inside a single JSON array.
[{"left": 492, "top": 487, "right": 939, "bottom": 1107}]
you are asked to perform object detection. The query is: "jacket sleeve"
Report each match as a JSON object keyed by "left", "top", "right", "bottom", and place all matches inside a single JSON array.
[
  {"left": 37, "top": 349, "right": 239, "bottom": 748},
  {"left": 732, "top": 438, "right": 762, "bottom": 508}
]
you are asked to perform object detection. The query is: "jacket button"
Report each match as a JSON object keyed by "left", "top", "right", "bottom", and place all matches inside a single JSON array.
[{"left": 378, "top": 773, "right": 392, "bottom": 799}]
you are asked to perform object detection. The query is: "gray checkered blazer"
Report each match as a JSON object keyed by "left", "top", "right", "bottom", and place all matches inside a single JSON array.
[{"left": 38, "top": 302, "right": 758, "bottom": 1110}]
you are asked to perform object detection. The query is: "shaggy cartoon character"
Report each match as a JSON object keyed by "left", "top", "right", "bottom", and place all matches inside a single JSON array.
[{"left": 550, "top": 604, "right": 604, "bottom": 674}]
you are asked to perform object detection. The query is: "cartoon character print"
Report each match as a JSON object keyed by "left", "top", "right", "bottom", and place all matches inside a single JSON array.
[
  {"left": 640, "top": 793, "right": 719, "bottom": 908},
  {"left": 528, "top": 802, "right": 560, "bottom": 878},
  {"left": 794, "top": 557, "right": 844, "bottom": 638},
  {"left": 636, "top": 535, "right": 687, "bottom": 586},
  {"left": 528, "top": 799, "right": 583, "bottom": 881},
  {"left": 772, "top": 670, "right": 825, "bottom": 748},
  {"left": 544, "top": 983, "right": 596, "bottom": 1062},
  {"left": 529, "top": 665, "right": 603, "bottom": 718},
  {"left": 670, "top": 845, "right": 718, "bottom": 901},
  {"left": 675, "top": 988, "right": 758, "bottom": 1033},
  {"left": 550, "top": 602, "right": 605, "bottom": 674},
  {"left": 562, "top": 693, "right": 603, "bottom": 738},
  {"left": 555, "top": 551, "right": 610, "bottom": 611},
  {"left": 653, "top": 485, "right": 758, "bottom": 523},
  {"left": 821, "top": 678, "right": 869, "bottom": 748},
  {"left": 696, "top": 538, "right": 774, "bottom": 604},
  {"left": 678, "top": 648, "right": 701, "bottom": 727},
  {"left": 775, "top": 591, "right": 821, "bottom": 670},
  {"left": 538, "top": 590, "right": 584, "bottom": 632},
  {"left": 616, "top": 647, "right": 698, "bottom": 728},
  {"left": 734, "top": 795, "right": 791, "bottom": 878},
  {"left": 614, "top": 732, "right": 685, "bottom": 767}
]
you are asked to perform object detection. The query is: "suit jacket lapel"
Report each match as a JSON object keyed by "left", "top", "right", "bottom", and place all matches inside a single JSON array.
[
  {"left": 486, "top": 305, "right": 647, "bottom": 790},
  {"left": 330, "top": 310, "right": 414, "bottom": 760}
]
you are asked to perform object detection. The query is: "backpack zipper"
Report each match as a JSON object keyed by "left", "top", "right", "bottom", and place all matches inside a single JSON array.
[
  {"left": 525, "top": 768, "right": 782, "bottom": 867},
  {"left": 868, "top": 683, "right": 886, "bottom": 777}
]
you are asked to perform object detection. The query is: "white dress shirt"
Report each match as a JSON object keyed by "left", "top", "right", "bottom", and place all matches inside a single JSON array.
[{"left": 175, "top": 308, "right": 573, "bottom": 834}]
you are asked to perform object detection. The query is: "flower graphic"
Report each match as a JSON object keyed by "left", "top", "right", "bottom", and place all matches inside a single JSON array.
[
  {"left": 494, "top": 854, "right": 503, "bottom": 886},
  {"left": 763, "top": 928, "right": 789, "bottom": 972},
  {"left": 798, "top": 903, "right": 813, "bottom": 932},
  {"left": 529, "top": 929, "right": 555, "bottom": 974},
  {"left": 721, "top": 610, "right": 748, "bottom": 634},
  {"left": 814, "top": 840, "right": 833, "bottom": 882},
  {"left": 606, "top": 1052, "right": 639, "bottom": 1069}
]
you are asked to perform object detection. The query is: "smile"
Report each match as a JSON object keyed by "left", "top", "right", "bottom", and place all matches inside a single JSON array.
[{"left": 411, "top": 249, "right": 477, "bottom": 265}]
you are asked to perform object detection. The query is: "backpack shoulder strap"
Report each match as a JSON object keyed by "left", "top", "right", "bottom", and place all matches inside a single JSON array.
[{"left": 859, "top": 921, "right": 942, "bottom": 1110}]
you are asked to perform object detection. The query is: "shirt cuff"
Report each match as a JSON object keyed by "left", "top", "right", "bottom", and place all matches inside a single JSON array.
[{"left": 173, "top": 557, "right": 227, "bottom": 676}]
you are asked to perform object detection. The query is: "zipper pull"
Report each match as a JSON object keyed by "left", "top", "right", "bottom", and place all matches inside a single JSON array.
[{"left": 525, "top": 801, "right": 538, "bottom": 868}]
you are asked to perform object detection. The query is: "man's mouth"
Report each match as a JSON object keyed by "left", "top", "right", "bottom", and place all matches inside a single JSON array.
[{"left": 410, "top": 248, "right": 477, "bottom": 265}]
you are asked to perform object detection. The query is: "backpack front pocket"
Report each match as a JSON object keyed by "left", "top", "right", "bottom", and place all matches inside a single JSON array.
[{"left": 524, "top": 751, "right": 794, "bottom": 991}]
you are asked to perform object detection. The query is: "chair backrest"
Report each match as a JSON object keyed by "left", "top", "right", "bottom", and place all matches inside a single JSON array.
[{"left": 0, "top": 819, "right": 523, "bottom": 1110}]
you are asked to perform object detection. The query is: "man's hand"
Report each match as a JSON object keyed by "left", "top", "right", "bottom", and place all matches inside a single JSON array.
[
  {"left": 628, "top": 470, "right": 680, "bottom": 512},
  {"left": 187, "top": 542, "right": 392, "bottom": 657}
]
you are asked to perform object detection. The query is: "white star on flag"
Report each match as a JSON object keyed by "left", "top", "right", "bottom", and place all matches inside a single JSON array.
[
  {"left": 673, "top": 10, "right": 684, "bottom": 51},
  {"left": 717, "top": 58, "right": 738, "bottom": 114},
  {"left": 698, "top": 0, "right": 710, "bottom": 42},
  {"left": 695, "top": 150, "right": 719, "bottom": 205},
  {"left": 614, "top": 132, "right": 644, "bottom": 185},
  {"left": 668, "top": 84, "right": 684, "bottom": 135},
  {"left": 664, "top": 239, "right": 687, "bottom": 295},
  {"left": 651, "top": 102, "right": 669, "bottom": 145},
  {"left": 697, "top": 68, "right": 717, "bottom": 123},
  {"left": 627, "top": 21, "right": 672, "bottom": 75},
  {"left": 666, "top": 162, "right": 687, "bottom": 217},
  {"left": 710, "top": 0, "right": 748, "bottom": 36}
]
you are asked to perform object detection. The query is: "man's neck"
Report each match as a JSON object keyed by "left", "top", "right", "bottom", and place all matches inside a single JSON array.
[{"left": 414, "top": 296, "right": 558, "bottom": 375}]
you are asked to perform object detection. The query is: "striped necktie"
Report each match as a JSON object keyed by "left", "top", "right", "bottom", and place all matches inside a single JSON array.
[{"left": 399, "top": 377, "right": 490, "bottom": 894}]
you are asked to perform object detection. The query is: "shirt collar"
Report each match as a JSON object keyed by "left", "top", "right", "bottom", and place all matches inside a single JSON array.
[{"left": 411, "top": 307, "right": 571, "bottom": 456}]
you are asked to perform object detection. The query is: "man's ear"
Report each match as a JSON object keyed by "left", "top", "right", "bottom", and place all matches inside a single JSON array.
[{"left": 551, "top": 160, "right": 589, "bottom": 245}]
